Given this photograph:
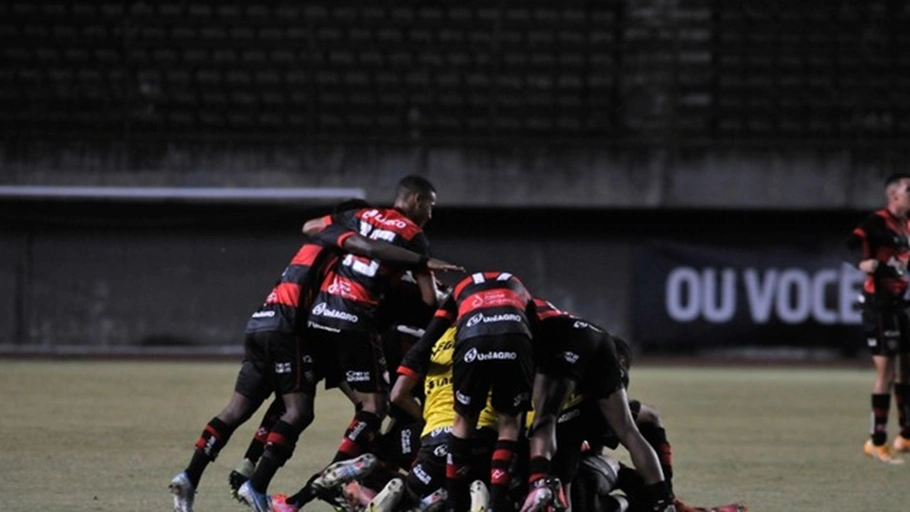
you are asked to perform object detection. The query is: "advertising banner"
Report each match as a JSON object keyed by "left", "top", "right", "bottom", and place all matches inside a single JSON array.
[{"left": 632, "top": 242, "right": 865, "bottom": 352}]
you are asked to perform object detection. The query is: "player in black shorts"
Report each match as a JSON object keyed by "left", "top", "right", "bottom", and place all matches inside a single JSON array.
[
  {"left": 276, "top": 176, "right": 452, "bottom": 511},
  {"left": 520, "top": 299, "right": 674, "bottom": 512},
  {"left": 168, "top": 199, "right": 365, "bottom": 512},
  {"left": 405, "top": 271, "right": 537, "bottom": 511},
  {"left": 847, "top": 173, "right": 910, "bottom": 463},
  {"left": 169, "top": 196, "right": 460, "bottom": 512}
]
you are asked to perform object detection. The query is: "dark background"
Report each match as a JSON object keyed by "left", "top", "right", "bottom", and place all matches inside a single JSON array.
[{"left": 1, "top": 0, "right": 905, "bottom": 356}]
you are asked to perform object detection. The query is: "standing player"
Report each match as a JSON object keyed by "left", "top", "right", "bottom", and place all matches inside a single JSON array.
[
  {"left": 847, "top": 173, "right": 910, "bottom": 464},
  {"left": 169, "top": 196, "right": 458, "bottom": 512},
  {"left": 381, "top": 325, "right": 501, "bottom": 512},
  {"left": 272, "top": 176, "right": 445, "bottom": 511},
  {"left": 406, "top": 271, "right": 537, "bottom": 511},
  {"left": 168, "top": 202, "right": 356, "bottom": 512},
  {"left": 520, "top": 299, "right": 674, "bottom": 512}
]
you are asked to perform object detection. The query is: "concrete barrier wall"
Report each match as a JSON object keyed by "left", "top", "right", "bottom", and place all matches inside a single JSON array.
[
  {"left": 0, "top": 143, "right": 900, "bottom": 209},
  {"left": 0, "top": 203, "right": 863, "bottom": 353}
]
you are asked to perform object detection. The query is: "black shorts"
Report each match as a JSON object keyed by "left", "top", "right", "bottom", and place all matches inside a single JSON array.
[
  {"left": 405, "top": 427, "right": 497, "bottom": 499},
  {"left": 535, "top": 317, "right": 624, "bottom": 400},
  {"left": 452, "top": 334, "right": 533, "bottom": 418},
  {"left": 377, "top": 418, "right": 423, "bottom": 471},
  {"left": 307, "top": 328, "right": 388, "bottom": 393},
  {"left": 234, "top": 331, "right": 317, "bottom": 400},
  {"left": 862, "top": 300, "right": 910, "bottom": 356}
]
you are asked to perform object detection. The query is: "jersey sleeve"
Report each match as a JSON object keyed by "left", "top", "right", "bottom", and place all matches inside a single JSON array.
[
  {"left": 845, "top": 214, "right": 884, "bottom": 263},
  {"left": 432, "top": 294, "right": 457, "bottom": 323},
  {"left": 307, "top": 210, "right": 361, "bottom": 248},
  {"left": 397, "top": 316, "right": 450, "bottom": 379},
  {"left": 406, "top": 231, "right": 431, "bottom": 256}
]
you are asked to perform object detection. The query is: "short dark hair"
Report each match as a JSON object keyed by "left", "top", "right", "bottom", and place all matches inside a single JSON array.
[
  {"left": 334, "top": 198, "right": 370, "bottom": 213},
  {"left": 885, "top": 173, "right": 910, "bottom": 188},
  {"left": 612, "top": 335, "right": 633, "bottom": 370},
  {"left": 396, "top": 175, "right": 436, "bottom": 200}
]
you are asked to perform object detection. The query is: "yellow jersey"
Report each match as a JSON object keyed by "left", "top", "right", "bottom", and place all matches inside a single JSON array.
[{"left": 421, "top": 327, "right": 498, "bottom": 437}]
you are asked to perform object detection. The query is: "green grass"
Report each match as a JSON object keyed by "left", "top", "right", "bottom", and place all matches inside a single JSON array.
[{"left": 0, "top": 361, "right": 904, "bottom": 511}]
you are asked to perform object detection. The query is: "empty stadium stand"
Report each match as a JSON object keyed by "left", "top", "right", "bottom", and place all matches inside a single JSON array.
[{"left": 0, "top": 1, "right": 905, "bottom": 145}]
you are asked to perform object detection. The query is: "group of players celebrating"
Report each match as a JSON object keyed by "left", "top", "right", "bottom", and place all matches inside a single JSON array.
[{"left": 169, "top": 176, "right": 746, "bottom": 512}]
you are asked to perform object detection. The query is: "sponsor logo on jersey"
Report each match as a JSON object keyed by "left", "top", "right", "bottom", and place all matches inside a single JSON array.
[
  {"left": 466, "top": 312, "right": 523, "bottom": 328},
  {"left": 312, "top": 302, "right": 359, "bottom": 323},
  {"left": 561, "top": 351, "right": 580, "bottom": 364},
  {"left": 464, "top": 347, "right": 517, "bottom": 362},
  {"left": 572, "top": 320, "right": 602, "bottom": 332},
  {"left": 456, "top": 390, "right": 471, "bottom": 405},
  {"left": 252, "top": 310, "right": 276, "bottom": 318},
  {"left": 362, "top": 209, "right": 408, "bottom": 229},
  {"left": 433, "top": 443, "right": 448, "bottom": 457},
  {"left": 558, "top": 408, "right": 582, "bottom": 424},
  {"left": 275, "top": 362, "right": 292, "bottom": 374}
]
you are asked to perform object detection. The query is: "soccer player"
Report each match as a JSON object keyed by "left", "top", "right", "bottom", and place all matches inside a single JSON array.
[
  {"left": 846, "top": 172, "right": 910, "bottom": 464},
  {"left": 274, "top": 176, "right": 447, "bottom": 511},
  {"left": 401, "top": 271, "right": 537, "bottom": 511},
  {"left": 227, "top": 274, "right": 446, "bottom": 501},
  {"left": 520, "top": 299, "right": 674, "bottom": 512},
  {"left": 379, "top": 325, "right": 501, "bottom": 512},
  {"left": 169, "top": 197, "right": 459, "bottom": 512}
]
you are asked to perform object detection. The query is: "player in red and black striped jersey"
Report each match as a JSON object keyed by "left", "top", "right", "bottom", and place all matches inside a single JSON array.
[
  {"left": 170, "top": 199, "right": 368, "bottom": 512},
  {"left": 169, "top": 195, "right": 461, "bottom": 512},
  {"left": 521, "top": 298, "right": 674, "bottom": 512},
  {"left": 846, "top": 172, "right": 910, "bottom": 463},
  {"left": 279, "top": 176, "right": 451, "bottom": 511},
  {"left": 405, "top": 271, "right": 537, "bottom": 512}
]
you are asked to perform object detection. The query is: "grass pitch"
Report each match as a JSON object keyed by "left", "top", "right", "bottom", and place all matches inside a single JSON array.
[{"left": 0, "top": 360, "right": 903, "bottom": 512}]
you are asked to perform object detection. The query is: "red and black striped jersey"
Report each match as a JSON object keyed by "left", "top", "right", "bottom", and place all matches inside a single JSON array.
[
  {"left": 533, "top": 297, "right": 572, "bottom": 321},
  {"left": 245, "top": 241, "right": 340, "bottom": 335},
  {"left": 308, "top": 207, "right": 431, "bottom": 333},
  {"left": 434, "top": 271, "right": 537, "bottom": 342},
  {"left": 847, "top": 208, "right": 910, "bottom": 297}
]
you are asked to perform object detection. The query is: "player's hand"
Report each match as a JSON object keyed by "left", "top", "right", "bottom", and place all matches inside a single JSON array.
[
  {"left": 427, "top": 258, "right": 464, "bottom": 272},
  {"left": 858, "top": 259, "right": 879, "bottom": 274}
]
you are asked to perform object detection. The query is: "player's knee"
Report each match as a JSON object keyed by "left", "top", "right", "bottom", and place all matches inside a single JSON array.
[
  {"left": 635, "top": 402, "right": 662, "bottom": 428},
  {"left": 219, "top": 403, "right": 256, "bottom": 426},
  {"left": 281, "top": 406, "right": 315, "bottom": 430},
  {"left": 356, "top": 392, "right": 388, "bottom": 419}
]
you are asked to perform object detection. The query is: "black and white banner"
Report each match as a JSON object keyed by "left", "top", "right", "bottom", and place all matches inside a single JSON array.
[{"left": 632, "top": 242, "right": 865, "bottom": 351}]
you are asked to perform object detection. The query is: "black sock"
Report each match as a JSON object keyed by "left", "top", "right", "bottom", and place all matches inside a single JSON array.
[
  {"left": 490, "top": 440, "right": 518, "bottom": 512},
  {"left": 287, "top": 472, "right": 321, "bottom": 507},
  {"left": 331, "top": 410, "right": 381, "bottom": 463},
  {"left": 185, "top": 417, "right": 235, "bottom": 487},
  {"left": 244, "top": 399, "right": 284, "bottom": 463},
  {"left": 895, "top": 384, "right": 910, "bottom": 438},
  {"left": 249, "top": 420, "right": 300, "bottom": 492},
  {"left": 872, "top": 393, "right": 891, "bottom": 445},
  {"left": 445, "top": 435, "right": 473, "bottom": 512},
  {"left": 527, "top": 456, "right": 551, "bottom": 487},
  {"left": 639, "top": 423, "right": 673, "bottom": 496}
]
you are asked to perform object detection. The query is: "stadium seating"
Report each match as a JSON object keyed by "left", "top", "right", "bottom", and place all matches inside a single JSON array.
[{"left": 0, "top": 0, "right": 906, "bottom": 145}]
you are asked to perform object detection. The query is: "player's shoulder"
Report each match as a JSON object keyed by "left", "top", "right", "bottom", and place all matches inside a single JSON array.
[{"left": 358, "top": 207, "right": 423, "bottom": 238}]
